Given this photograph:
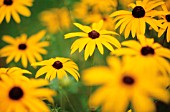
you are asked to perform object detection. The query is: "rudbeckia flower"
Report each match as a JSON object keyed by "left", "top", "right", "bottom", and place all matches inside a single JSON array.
[
  {"left": 112, "top": 35, "right": 170, "bottom": 76},
  {"left": 73, "top": 1, "right": 116, "bottom": 30},
  {"left": 32, "top": 57, "right": 80, "bottom": 81},
  {"left": 0, "top": 67, "right": 31, "bottom": 81},
  {"left": 0, "top": 76, "right": 56, "bottom": 112},
  {"left": 0, "top": 30, "right": 49, "bottom": 68},
  {"left": 39, "top": 8, "right": 71, "bottom": 33},
  {"left": 158, "top": 4, "right": 170, "bottom": 42},
  {"left": 82, "top": 56, "right": 169, "bottom": 112},
  {"left": 64, "top": 20, "right": 121, "bottom": 60},
  {"left": 0, "top": 0, "right": 34, "bottom": 23},
  {"left": 82, "top": 0, "right": 117, "bottom": 13},
  {"left": 110, "top": 0, "right": 164, "bottom": 38}
]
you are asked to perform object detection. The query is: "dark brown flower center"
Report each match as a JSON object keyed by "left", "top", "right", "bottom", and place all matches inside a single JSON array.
[
  {"left": 102, "top": 17, "right": 107, "bottom": 21},
  {"left": 88, "top": 30, "right": 100, "bottom": 39},
  {"left": 9, "top": 87, "right": 24, "bottom": 100},
  {"left": 132, "top": 6, "right": 145, "bottom": 18},
  {"left": 165, "top": 14, "right": 170, "bottom": 22},
  {"left": 52, "top": 61, "right": 63, "bottom": 69},
  {"left": 4, "top": 0, "right": 13, "bottom": 5},
  {"left": 122, "top": 76, "right": 135, "bottom": 85},
  {"left": 18, "top": 44, "right": 27, "bottom": 50},
  {"left": 141, "top": 46, "right": 155, "bottom": 56}
]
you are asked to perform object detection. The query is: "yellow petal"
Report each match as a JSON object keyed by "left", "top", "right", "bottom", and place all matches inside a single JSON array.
[
  {"left": 102, "top": 35, "right": 121, "bottom": 48},
  {"left": 100, "top": 30, "right": 119, "bottom": 35},
  {"left": 21, "top": 54, "right": 28, "bottom": 68},
  {"left": 132, "top": 92, "right": 155, "bottom": 112},
  {"left": 145, "top": 18, "right": 158, "bottom": 32},
  {"left": 124, "top": 21, "right": 132, "bottom": 38},
  {"left": 101, "top": 41, "right": 114, "bottom": 51},
  {"left": 121, "top": 40, "right": 141, "bottom": 50},
  {"left": 73, "top": 23, "right": 92, "bottom": 33},
  {"left": 82, "top": 66, "right": 113, "bottom": 85},
  {"left": 2, "top": 35, "right": 16, "bottom": 44},
  {"left": 139, "top": 18, "right": 146, "bottom": 34},
  {"left": 64, "top": 32, "right": 87, "bottom": 39},
  {"left": 92, "top": 20, "right": 103, "bottom": 31},
  {"left": 95, "top": 39, "right": 104, "bottom": 54},
  {"left": 16, "top": 5, "right": 31, "bottom": 17},
  {"left": 110, "top": 10, "right": 131, "bottom": 17}
]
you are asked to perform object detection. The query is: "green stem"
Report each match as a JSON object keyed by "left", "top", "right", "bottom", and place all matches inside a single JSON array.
[{"left": 63, "top": 91, "right": 77, "bottom": 112}]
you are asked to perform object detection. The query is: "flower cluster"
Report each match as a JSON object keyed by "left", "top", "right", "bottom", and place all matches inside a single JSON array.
[{"left": 0, "top": 0, "right": 169, "bottom": 112}]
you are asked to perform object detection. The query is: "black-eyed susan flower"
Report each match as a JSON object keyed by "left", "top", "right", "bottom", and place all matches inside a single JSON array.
[
  {"left": 82, "top": 0, "right": 117, "bottom": 13},
  {"left": 0, "top": 67, "right": 31, "bottom": 81},
  {"left": 0, "top": 30, "right": 49, "bottom": 68},
  {"left": 0, "top": 76, "right": 56, "bottom": 112},
  {"left": 39, "top": 8, "right": 71, "bottom": 33},
  {"left": 73, "top": 1, "right": 116, "bottom": 30},
  {"left": 158, "top": 4, "right": 170, "bottom": 42},
  {"left": 112, "top": 35, "right": 170, "bottom": 76},
  {"left": 110, "top": 0, "right": 164, "bottom": 38},
  {"left": 82, "top": 56, "right": 169, "bottom": 112},
  {"left": 32, "top": 57, "right": 80, "bottom": 81},
  {"left": 64, "top": 20, "right": 121, "bottom": 60},
  {"left": 0, "top": 0, "right": 34, "bottom": 23}
]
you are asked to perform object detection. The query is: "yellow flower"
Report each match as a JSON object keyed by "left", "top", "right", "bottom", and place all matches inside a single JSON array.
[
  {"left": 110, "top": 0, "right": 164, "bottom": 38},
  {"left": 158, "top": 4, "right": 170, "bottom": 42},
  {"left": 64, "top": 20, "right": 121, "bottom": 60},
  {"left": 0, "top": 30, "right": 49, "bottom": 68},
  {"left": 165, "top": 0, "right": 170, "bottom": 10},
  {"left": 112, "top": 35, "right": 170, "bottom": 76},
  {"left": 82, "top": 0, "right": 117, "bottom": 13},
  {"left": 0, "top": 0, "right": 33, "bottom": 23},
  {"left": 32, "top": 57, "right": 80, "bottom": 81},
  {"left": 73, "top": 0, "right": 116, "bottom": 30},
  {"left": 82, "top": 13, "right": 115, "bottom": 30},
  {"left": 118, "top": 0, "right": 135, "bottom": 9},
  {"left": 0, "top": 76, "right": 56, "bottom": 112},
  {"left": 82, "top": 56, "right": 169, "bottom": 112},
  {"left": 39, "top": 8, "right": 71, "bottom": 33},
  {"left": 0, "top": 67, "right": 31, "bottom": 81}
]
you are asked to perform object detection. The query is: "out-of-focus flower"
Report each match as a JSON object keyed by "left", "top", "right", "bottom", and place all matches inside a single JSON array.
[
  {"left": 0, "top": 76, "right": 56, "bottom": 112},
  {"left": 158, "top": 4, "right": 170, "bottom": 42},
  {"left": 0, "top": 30, "right": 49, "bottom": 68},
  {"left": 39, "top": 8, "right": 71, "bottom": 33},
  {"left": 0, "top": 0, "right": 34, "bottom": 23},
  {"left": 112, "top": 35, "right": 170, "bottom": 76},
  {"left": 118, "top": 0, "right": 135, "bottom": 9},
  {"left": 73, "top": 0, "right": 116, "bottom": 30},
  {"left": 82, "top": 56, "right": 169, "bottom": 112},
  {"left": 0, "top": 67, "right": 31, "bottom": 81},
  {"left": 32, "top": 57, "right": 80, "bottom": 81},
  {"left": 110, "top": 0, "right": 164, "bottom": 38},
  {"left": 165, "top": 0, "right": 170, "bottom": 10},
  {"left": 64, "top": 20, "right": 121, "bottom": 60},
  {"left": 82, "top": 0, "right": 117, "bottom": 13}
]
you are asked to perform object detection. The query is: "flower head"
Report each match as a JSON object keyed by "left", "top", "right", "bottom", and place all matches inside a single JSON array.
[
  {"left": 82, "top": 56, "right": 169, "bottom": 112},
  {"left": 112, "top": 35, "right": 170, "bottom": 76},
  {"left": 64, "top": 20, "right": 121, "bottom": 60},
  {"left": 32, "top": 57, "right": 80, "bottom": 81},
  {"left": 0, "top": 30, "right": 49, "bottom": 68},
  {"left": 0, "top": 67, "right": 31, "bottom": 81},
  {"left": 158, "top": 4, "right": 170, "bottom": 42},
  {"left": 39, "top": 8, "right": 71, "bottom": 33},
  {"left": 110, "top": 0, "right": 164, "bottom": 38},
  {"left": 0, "top": 0, "right": 34, "bottom": 23},
  {"left": 0, "top": 76, "right": 56, "bottom": 112}
]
